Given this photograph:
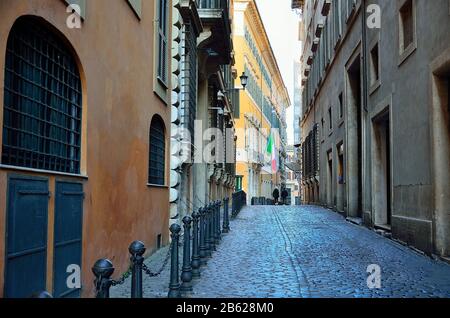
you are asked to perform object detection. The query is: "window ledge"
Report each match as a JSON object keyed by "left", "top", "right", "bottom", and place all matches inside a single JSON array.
[
  {"left": 398, "top": 42, "right": 417, "bottom": 66},
  {"left": 157, "top": 76, "right": 168, "bottom": 90},
  {"left": 369, "top": 80, "right": 381, "bottom": 96},
  {"left": 154, "top": 78, "right": 169, "bottom": 105},
  {"left": 0, "top": 164, "right": 88, "bottom": 179},
  {"left": 147, "top": 183, "right": 169, "bottom": 189}
]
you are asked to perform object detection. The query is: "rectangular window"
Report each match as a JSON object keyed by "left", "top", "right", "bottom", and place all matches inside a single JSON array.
[
  {"left": 157, "top": 0, "right": 168, "bottom": 85},
  {"left": 339, "top": 93, "right": 344, "bottom": 119},
  {"left": 400, "top": 0, "right": 414, "bottom": 51},
  {"left": 370, "top": 42, "right": 380, "bottom": 86},
  {"left": 398, "top": 0, "right": 417, "bottom": 66},
  {"left": 321, "top": 118, "right": 325, "bottom": 137},
  {"left": 328, "top": 107, "right": 333, "bottom": 130}
]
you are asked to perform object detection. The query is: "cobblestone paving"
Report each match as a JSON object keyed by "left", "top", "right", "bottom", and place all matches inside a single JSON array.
[
  {"left": 193, "top": 205, "right": 450, "bottom": 298},
  {"left": 111, "top": 205, "right": 450, "bottom": 298}
]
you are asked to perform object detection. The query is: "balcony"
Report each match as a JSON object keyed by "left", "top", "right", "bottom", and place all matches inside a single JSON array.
[
  {"left": 196, "top": 0, "right": 232, "bottom": 66},
  {"left": 291, "top": 0, "right": 304, "bottom": 9},
  {"left": 321, "top": 0, "right": 331, "bottom": 16}
]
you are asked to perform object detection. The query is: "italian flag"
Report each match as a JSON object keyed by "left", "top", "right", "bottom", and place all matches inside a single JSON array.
[{"left": 266, "top": 132, "right": 277, "bottom": 173}]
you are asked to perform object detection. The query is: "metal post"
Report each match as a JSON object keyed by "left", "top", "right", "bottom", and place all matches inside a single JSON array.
[
  {"left": 231, "top": 193, "right": 236, "bottom": 217},
  {"left": 223, "top": 197, "right": 230, "bottom": 233},
  {"left": 180, "top": 216, "right": 193, "bottom": 295},
  {"left": 215, "top": 201, "right": 221, "bottom": 243},
  {"left": 209, "top": 203, "right": 216, "bottom": 252},
  {"left": 199, "top": 207, "right": 208, "bottom": 266},
  {"left": 191, "top": 210, "right": 201, "bottom": 278},
  {"left": 205, "top": 204, "right": 212, "bottom": 257},
  {"left": 168, "top": 223, "right": 181, "bottom": 298},
  {"left": 30, "top": 291, "right": 53, "bottom": 298},
  {"left": 129, "top": 240, "right": 145, "bottom": 298},
  {"left": 92, "top": 259, "right": 114, "bottom": 298}
]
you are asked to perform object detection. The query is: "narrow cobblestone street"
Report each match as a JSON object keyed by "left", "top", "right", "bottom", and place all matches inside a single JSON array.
[{"left": 111, "top": 205, "right": 450, "bottom": 298}]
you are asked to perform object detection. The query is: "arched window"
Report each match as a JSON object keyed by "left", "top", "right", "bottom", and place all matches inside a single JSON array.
[
  {"left": 2, "top": 17, "right": 82, "bottom": 174},
  {"left": 149, "top": 115, "right": 165, "bottom": 185}
]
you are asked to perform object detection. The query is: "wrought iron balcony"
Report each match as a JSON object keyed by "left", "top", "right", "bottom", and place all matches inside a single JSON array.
[
  {"left": 196, "top": 0, "right": 228, "bottom": 9},
  {"left": 196, "top": 0, "right": 232, "bottom": 65}
]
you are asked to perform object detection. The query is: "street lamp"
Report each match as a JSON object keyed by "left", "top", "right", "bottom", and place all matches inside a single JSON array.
[{"left": 239, "top": 72, "right": 248, "bottom": 90}]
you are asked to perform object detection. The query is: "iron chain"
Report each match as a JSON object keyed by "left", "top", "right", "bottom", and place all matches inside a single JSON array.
[
  {"left": 142, "top": 246, "right": 171, "bottom": 277},
  {"left": 110, "top": 269, "right": 131, "bottom": 286}
]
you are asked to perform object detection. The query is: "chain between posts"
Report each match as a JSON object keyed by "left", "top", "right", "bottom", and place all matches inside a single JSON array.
[
  {"left": 110, "top": 268, "right": 131, "bottom": 286},
  {"left": 107, "top": 244, "right": 171, "bottom": 286},
  {"left": 142, "top": 245, "right": 172, "bottom": 277}
]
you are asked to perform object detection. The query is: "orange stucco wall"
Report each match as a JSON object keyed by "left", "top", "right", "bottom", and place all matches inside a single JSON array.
[{"left": 0, "top": 0, "right": 170, "bottom": 297}]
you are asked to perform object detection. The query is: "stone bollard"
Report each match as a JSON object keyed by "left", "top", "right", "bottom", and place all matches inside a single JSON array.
[
  {"left": 222, "top": 197, "right": 230, "bottom": 233},
  {"left": 198, "top": 207, "right": 208, "bottom": 266},
  {"left": 129, "top": 240, "right": 145, "bottom": 298},
  {"left": 191, "top": 210, "right": 201, "bottom": 278},
  {"left": 180, "top": 216, "right": 193, "bottom": 296},
  {"left": 92, "top": 259, "right": 115, "bottom": 298},
  {"left": 168, "top": 223, "right": 181, "bottom": 298}
]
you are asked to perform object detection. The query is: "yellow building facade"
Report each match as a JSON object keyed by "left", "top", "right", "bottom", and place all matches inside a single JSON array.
[{"left": 233, "top": 0, "right": 290, "bottom": 203}]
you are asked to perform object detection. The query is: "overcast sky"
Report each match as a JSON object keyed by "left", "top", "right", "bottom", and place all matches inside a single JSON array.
[{"left": 256, "top": 0, "right": 301, "bottom": 145}]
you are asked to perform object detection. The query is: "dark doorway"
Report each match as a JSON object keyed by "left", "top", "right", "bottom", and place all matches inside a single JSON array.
[
  {"left": 347, "top": 55, "right": 363, "bottom": 218},
  {"left": 373, "top": 113, "right": 392, "bottom": 228},
  {"left": 337, "top": 143, "right": 345, "bottom": 212},
  {"left": 327, "top": 151, "right": 333, "bottom": 207},
  {"left": 432, "top": 71, "right": 450, "bottom": 256}
]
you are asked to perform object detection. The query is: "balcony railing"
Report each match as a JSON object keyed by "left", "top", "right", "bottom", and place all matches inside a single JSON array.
[
  {"left": 195, "top": 0, "right": 232, "bottom": 65},
  {"left": 196, "top": 0, "right": 228, "bottom": 9}
]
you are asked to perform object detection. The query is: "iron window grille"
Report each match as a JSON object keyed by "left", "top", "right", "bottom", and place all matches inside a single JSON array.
[
  {"left": 149, "top": 116, "right": 166, "bottom": 185},
  {"left": 2, "top": 17, "right": 82, "bottom": 174}
]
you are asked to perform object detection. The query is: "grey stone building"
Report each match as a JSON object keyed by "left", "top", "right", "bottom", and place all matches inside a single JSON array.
[{"left": 295, "top": 0, "right": 450, "bottom": 259}]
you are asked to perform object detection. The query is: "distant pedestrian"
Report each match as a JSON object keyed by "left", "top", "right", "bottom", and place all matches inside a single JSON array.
[
  {"left": 272, "top": 188, "right": 279, "bottom": 205},
  {"left": 281, "top": 188, "right": 288, "bottom": 205}
]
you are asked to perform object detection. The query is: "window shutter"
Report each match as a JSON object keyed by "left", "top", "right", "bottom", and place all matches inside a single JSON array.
[{"left": 158, "top": 0, "right": 168, "bottom": 84}]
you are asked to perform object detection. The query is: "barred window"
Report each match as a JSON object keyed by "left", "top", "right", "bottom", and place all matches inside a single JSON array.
[
  {"left": 149, "top": 115, "right": 166, "bottom": 185},
  {"left": 157, "top": 0, "right": 168, "bottom": 85},
  {"left": 2, "top": 17, "right": 82, "bottom": 174}
]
